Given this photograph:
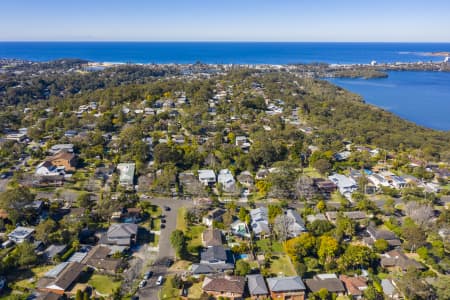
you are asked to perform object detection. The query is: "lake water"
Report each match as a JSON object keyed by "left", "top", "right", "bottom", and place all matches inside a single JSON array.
[{"left": 328, "top": 71, "right": 450, "bottom": 131}]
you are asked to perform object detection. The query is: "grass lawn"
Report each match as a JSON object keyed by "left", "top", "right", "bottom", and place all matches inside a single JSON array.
[
  {"left": 187, "top": 282, "right": 203, "bottom": 299},
  {"left": 269, "top": 254, "right": 296, "bottom": 276},
  {"left": 88, "top": 274, "right": 122, "bottom": 296},
  {"left": 186, "top": 225, "right": 205, "bottom": 255},
  {"left": 256, "top": 239, "right": 283, "bottom": 253},
  {"left": 303, "top": 167, "right": 323, "bottom": 178},
  {"left": 159, "top": 275, "right": 180, "bottom": 300},
  {"left": 170, "top": 260, "right": 192, "bottom": 272},
  {"left": 176, "top": 207, "right": 187, "bottom": 231},
  {"left": 149, "top": 232, "right": 160, "bottom": 247}
]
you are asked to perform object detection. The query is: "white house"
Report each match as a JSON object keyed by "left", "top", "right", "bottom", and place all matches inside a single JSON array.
[
  {"left": 368, "top": 174, "right": 390, "bottom": 188},
  {"left": 328, "top": 174, "right": 358, "bottom": 199},
  {"left": 117, "top": 163, "right": 135, "bottom": 188},
  {"left": 35, "top": 161, "right": 62, "bottom": 176},
  {"left": 8, "top": 226, "right": 35, "bottom": 243},
  {"left": 198, "top": 169, "right": 216, "bottom": 186},
  {"left": 217, "top": 169, "right": 236, "bottom": 192}
]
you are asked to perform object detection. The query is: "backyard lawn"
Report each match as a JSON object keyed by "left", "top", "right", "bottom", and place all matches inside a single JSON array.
[
  {"left": 88, "top": 274, "right": 122, "bottom": 296},
  {"left": 159, "top": 275, "right": 180, "bottom": 300},
  {"left": 256, "top": 239, "right": 284, "bottom": 253},
  {"left": 269, "top": 254, "right": 297, "bottom": 276}
]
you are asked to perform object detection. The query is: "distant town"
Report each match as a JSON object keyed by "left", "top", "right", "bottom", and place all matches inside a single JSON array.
[{"left": 0, "top": 59, "right": 449, "bottom": 300}]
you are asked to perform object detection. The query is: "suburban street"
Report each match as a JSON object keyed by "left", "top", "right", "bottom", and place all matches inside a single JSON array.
[{"left": 136, "top": 197, "right": 194, "bottom": 300}]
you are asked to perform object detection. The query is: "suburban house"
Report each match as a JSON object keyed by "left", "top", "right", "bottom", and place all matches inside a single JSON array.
[
  {"left": 43, "top": 245, "right": 67, "bottom": 262},
  {"left": 313, "top": 178, "right": 337, "bottom": 198},
  {"left": 117, "top": 163, "right": 135, "bottom": 188},
  {"left": 236, "top": 171, "right": 254, "bottom": 187},
  {"left": 380, "top": 249, "right": 425, "bottom": 271},
  {"left": 306, "top": 213, "right": 328, "bottom": 223},
  {"left": 285, "top": 209, "right": 307, "bottom": 238},
  {"left": 48, "top": 144, "right": 73, "bottom": 155},
  {"left": 305, "top": 274, "right": 346, "bottom": 296},
  {"left": 47, "top": 151, "right": 77, "bottom": 172},
  {"left": 235, "top": 136, "right": 251, "bottom": 151},
  {"left": 37, "top": 262, "right": 84, "bottom": 296},
  {"left": 368, "top": 174, "right": 390, "bottom": 188},
  {"left": 231, "top": 219, "right": 251, "bottom": 238},
  {"left": 328, "top": 174, "right": 358, "bottom": 199},
  {"left": 325, "top": 211, "right": 367, "bottom": 224},
  {"left": 250, "top": 207, "right": 270, "bottom": 239},
  {"left": 8, "top": 226, "right": 35, "bottom": 244},
  {"left": 365, "top": 226, "right": 401, "bottom": 248},
  {"left": 202, "top": 208, "right": 226, "bottom": 227},
  {"left": 198, "top": 169, "right": 216, "bottom": 186},
  {"left": 339, "top": 275, "right": 368, "bottom": 299},
  {"left": 218, "top": 169, "right": 236, "bottom": 192},
  {"left": 83, "top": 245, "right": 123, "bottom": 274},
  {"left": 102, "top": 223, "right": 138, "bottom": 247},
  {"left": 202, "top": 228, "right": 223, "bottom": 247},
  {"left": 266, "top": 276, "right": 306, "bottom": 300},
  {"left": 381, "top": 279, "right": 401, "bottom": 299},
  {"left": 246, "top": 274, "right": 269, "bottom": 299},
  {"left": 202, "top": 275, "right": 246, "bottom": 300},
  {"left": 111, "top": 207, "right": 142, "bottom": 223},
  {"left": 35, "top": 161, "right": 63, "bottom": 177},
  {"left": 191, "top": 245, "right": 235, "bottom": 275}
]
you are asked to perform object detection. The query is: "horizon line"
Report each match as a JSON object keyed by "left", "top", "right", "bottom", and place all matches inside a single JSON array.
[{"left": 1, "top": 40, "right": 450, "bottom": 43}]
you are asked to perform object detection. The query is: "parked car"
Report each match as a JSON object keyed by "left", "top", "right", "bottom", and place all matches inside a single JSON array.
[
  {"left": 156, "top": 276, "right": 164, "bottom": 286},
  {"left": 161, "top": 219, "right": 166, "bottom": 224},
  {"left": 161, "top": 224, "right": 166, "bottom": 229},
  {"left": 163, "top": 206, "right": 171, "bottom": 211},
  {"left": 165, "top": 259, "right": 173, "bottom": 267},
  {"left": 139, "top": 280, "right": 147, "bottom": 288},
  {"left": 143, "top": 271, "right": 153, "bottom": 280}
]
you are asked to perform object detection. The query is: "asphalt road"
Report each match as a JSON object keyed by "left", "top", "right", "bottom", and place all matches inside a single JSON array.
[{"left": 137, "top": 197, "right": 194, "bottom": 300}]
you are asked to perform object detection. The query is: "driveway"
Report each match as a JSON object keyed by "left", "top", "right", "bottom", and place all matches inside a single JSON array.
[{"left": 136, "top": 197, "right": 194, "bottom": 300}]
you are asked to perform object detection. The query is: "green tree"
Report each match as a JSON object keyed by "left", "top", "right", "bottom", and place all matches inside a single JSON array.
[
  {"left": 318, "top": 236, "right": 339, "bottom": 266},
  {"left": 235, "top": 260, "right": 251, "bottom": 276},
  {"left": 338, "top": 245, "right": 375, "bottom": 272},
  {"left": 35, "top": 219, "right": 58, "bottom": 244},
  {"left": 15, "top": 241, "right": 38, "bottom": 268},
  {"left": 238, "top": 207, "right": 248, "bottom": 222},
  {"left": 268, "top": 204, "right": 283, "bottom": 223},
  {"left": 363, "top": 285, "right": 383, "bottom": 300},
  {"left": 307, "top": 220, "right": 334, "bottom": 236},
  {"left": 0, "top": 187, "right": 35, "bottom": 224},
  {"left": 373, "top": 239, "right": 389, "bottom": 253},
  {"left": 313, "top": 159, "right": 332, "bottom": 175},
  {"left": 76, "top": 290, "right": 83, "bottom": 300},
  {"left": 170, "top": 230, "right": 186, "bottom": 258}
]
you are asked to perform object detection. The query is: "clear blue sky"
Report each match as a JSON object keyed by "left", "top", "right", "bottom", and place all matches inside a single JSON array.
[{"left": 1, "top": 0, "right": 450, "bottom": 42}]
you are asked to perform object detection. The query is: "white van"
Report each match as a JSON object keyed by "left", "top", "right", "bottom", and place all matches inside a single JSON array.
[{"left": 156, "top": 275, "right": 163, "bottom": 286}]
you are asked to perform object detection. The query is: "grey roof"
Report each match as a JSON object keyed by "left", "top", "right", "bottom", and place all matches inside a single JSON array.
[
  {"left": 286, "top": 209, "right": 306, "bottom": 236},
  {"left": 201, "top": 245, "right": 228, "bottom": 262},
  {"left": 267, "top": 276, "right": 306, "bottom": 292},
  {"left": 107, "top": 223, "right": 138, "bottom": 239},
  {"left": 191, "top": 263, "right": 217, "bottom": 274},
  {"left": 44, "top": 262, "right": 70, "bottom": 278},
  {"left": 305, "top": 277, "right": 346, "bottom": 293},
  {"left": 67, "top": 252, "right": 88, "bottom": 263},
  {"left": 381, "top": 279, "right": 397, "bottom": 296},
  {"left": 247, "top": 274, "right": 269, "bottom": 295},
  {"left": 44, "top": 244, "right": 67, "bottom": 259},
  {"left": 8, "top": 226, "right": 35, "bottom": 239}
]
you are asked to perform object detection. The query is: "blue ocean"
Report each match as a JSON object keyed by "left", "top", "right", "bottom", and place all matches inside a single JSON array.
[
  {"left": 0, "top": 42, "right": 449, "bottom": 130},
  {"left": 0, "top": 42, "right": 449, "bottom": 64}
]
